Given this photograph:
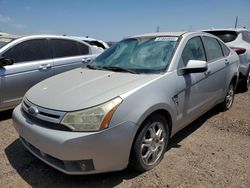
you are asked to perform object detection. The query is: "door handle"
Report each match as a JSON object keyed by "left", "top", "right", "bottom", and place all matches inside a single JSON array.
[
  {"left": 82, "top": 58, "right": 91, "bottom": 63},
  {"left": 225, "top": 59, "right": 229, "bottom": 65},
  {"left": 39, "top": 64, "right": 52, "bottom": 70}
]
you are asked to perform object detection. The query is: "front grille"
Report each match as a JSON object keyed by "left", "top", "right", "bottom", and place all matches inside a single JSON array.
[
  {"left": 22, "top": 109, "right": 71, "bottom": 131},
  {"left": 22, "top": 98, "right": 71, "bottom": 131}
]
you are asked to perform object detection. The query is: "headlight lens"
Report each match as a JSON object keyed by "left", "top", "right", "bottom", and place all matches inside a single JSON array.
[{"left": 61, "top": 97, "right": 122, "bottom": 131}]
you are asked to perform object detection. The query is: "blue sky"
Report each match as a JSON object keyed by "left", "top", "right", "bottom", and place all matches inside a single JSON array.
[{"left": 0, "top": 0, "right": 249, "bottom": 41}]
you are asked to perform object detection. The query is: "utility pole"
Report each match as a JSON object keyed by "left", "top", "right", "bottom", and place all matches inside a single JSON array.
[
  {"left": 156, "top": 25, "right": 160, "bottom": 32},
  {"left": 234, "top": 16, "right": 238, "bottom": 29}
]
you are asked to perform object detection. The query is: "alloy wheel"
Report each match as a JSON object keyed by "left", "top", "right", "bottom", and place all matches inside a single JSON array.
[
  {"left": 225, "top": 85, "right": 234, "bottom": 109},
  {"left": 140, "top": 122, "right": 166, "bottom": 166}
]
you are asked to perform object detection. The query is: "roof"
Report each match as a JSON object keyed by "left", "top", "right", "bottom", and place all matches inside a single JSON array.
[
  {"left": 0, "top": 34, "right": 20, "bottom": 39},
  {"left": 0, "top": 34, "right": 95, "bottom": 42},
  {"left": 202, "top": 28, "right": 249, "bottom": 32},
  {"left": 130, "top": 31, "right": 187, "bottom": 38},
  {"left": 70, "top": 36, "right": 99, "bottom": 42}
]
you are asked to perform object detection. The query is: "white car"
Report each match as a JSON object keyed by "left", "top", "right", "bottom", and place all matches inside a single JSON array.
[
  {"left": 70, "top": 36, "right": 109, "bottom": 51},
  {"left": 0, "top": 32, "right": 10, "bottom": 36},
  {"left": 0, "top": 34, "right": 102, "bottom": 112},
  {"left": 203, "top": 28, "right": 250, "bottom": 91}
]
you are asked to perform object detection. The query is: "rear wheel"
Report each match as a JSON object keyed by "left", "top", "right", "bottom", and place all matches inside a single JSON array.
[
  {"left": 220, "top": 83, "right": 235, "bottom": 111},
  {"left": 130, "top": 114, "right": 169, "bottom": 172},
  {"left": 239, "top": 71, "right": 250, "bottom": 92}
]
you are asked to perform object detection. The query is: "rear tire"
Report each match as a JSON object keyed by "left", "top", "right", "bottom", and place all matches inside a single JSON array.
[
  {"left": 220, "top": 83, "right": 235, "bottom": 111},
  {"left": 129, "top": 114, "right": 169, "bottom": 172},
  {"left": 239, "top": 71, "right": 250, "bottom": 92}
]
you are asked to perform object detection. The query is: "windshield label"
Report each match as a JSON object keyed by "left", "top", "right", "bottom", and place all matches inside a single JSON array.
[{"left": 155, "top": 37, "right": 178, "bottom": 41}]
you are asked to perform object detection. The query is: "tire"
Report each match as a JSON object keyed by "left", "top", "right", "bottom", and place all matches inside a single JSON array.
[
  {"left": 129, "top": 114, "right": 169, "bottom": 172},
  {"left": 220, "top": 83, "right": 235, "bottom": 111},
  {"left": 239, "top": 71, "right": 250, "bottom": 92}
]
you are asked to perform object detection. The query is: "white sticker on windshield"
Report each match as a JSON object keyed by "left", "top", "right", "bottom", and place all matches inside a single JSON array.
[{"left": 155, "top": 37, "right": 178, "bottom": 41}]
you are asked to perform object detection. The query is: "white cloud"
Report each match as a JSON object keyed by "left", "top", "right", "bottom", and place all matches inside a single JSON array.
[{"left": 0, "top": 14, "right": 11, "bottom": 23}]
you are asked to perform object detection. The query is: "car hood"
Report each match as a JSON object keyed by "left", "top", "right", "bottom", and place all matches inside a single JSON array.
[{"left": 25, "top": 68, "right": 159, "bottom": 111}]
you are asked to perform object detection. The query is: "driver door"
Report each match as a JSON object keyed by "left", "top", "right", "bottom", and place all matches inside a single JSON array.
[{"left": 0, "top": 39, "right": 54, "bottom": 110}]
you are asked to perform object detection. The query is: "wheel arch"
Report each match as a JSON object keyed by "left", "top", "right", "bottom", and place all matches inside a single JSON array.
[
  {"left": 231, "top": 74, "right": 238, "bottom": 89},
  {"left": 129, "top": 106, "right": 173, "bottom": 162}
]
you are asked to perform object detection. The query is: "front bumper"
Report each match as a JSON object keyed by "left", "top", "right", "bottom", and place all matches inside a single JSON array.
[{"left": 12, "top": 104, "right": 138, "bottom": 175}]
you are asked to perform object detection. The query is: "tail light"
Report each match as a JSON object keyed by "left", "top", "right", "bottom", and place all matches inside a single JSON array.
[{"left": 230, "top": 47, "right": 246, "bottom": 55}]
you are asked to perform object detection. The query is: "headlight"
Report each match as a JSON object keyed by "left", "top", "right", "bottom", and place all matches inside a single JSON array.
[{"left": 61, "top": 98, "right": 122, "bottom": 132}]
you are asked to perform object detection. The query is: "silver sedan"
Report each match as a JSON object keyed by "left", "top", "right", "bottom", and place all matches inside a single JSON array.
[
  {"left": 0, "top": 35, "right": 102, "bottom": 112},
  {"left": 12, "top": 31, "right": 239, "bottom": 174}
]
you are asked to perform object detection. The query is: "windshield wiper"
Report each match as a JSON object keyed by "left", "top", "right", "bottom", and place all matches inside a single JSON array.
[
  {"left": 86, "top": 64, "right": 104, "bottom": 70},
  {"left": 102, "top": 66, "right": 137, "bottom": 74}
]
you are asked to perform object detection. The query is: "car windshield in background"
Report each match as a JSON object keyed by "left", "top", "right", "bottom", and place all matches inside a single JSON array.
[
  {"left": 90, "top": 36, "right": 178, "bottom": 73},
  {"left": 0, "top": 37, "right": 15, "bottom": 48},
  {"left": 204, "top": 31, "right": 238, "bottom": 43}
]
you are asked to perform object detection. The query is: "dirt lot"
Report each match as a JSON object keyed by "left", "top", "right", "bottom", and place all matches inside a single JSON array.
[{"left": 0, "top": 90, "right": 249, "bottom": 188}]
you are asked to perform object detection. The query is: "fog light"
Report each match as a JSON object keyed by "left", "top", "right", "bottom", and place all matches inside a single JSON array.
[
  {"left": 77, "top": 159, "right": 95, "bottom": 172},
  {"left": 78, "top": 161, "right": 87, "bottom": 171}
]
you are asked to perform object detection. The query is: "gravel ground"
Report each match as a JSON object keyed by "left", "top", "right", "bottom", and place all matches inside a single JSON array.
[{"left": 0, "top": 90, "right": 249, "bottom": 188}]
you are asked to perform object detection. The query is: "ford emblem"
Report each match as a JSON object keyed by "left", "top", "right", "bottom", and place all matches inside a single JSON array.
[{"left": 28, "top": 106, "right": 39, "bottom": 116}]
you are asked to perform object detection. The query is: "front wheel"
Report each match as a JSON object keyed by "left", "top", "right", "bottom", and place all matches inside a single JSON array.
[
  {"left": 220, "top": 83, "right": 235, "bottom": 111},
  {"left": 129, "top": 114, "right": 169, "bottom": 172}
]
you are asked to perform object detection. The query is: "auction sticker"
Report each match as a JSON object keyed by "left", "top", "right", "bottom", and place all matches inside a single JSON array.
[{"left": 155, "top": 37, "right": 178, "bottom": 41}]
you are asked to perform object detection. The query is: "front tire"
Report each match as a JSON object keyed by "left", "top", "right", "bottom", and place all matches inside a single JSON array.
[
  {"left": 130, "top": 114, "right": 169, "bottom": 172},
  {"left": 220, "top": 83, "right": 235, "bottom": 111}
]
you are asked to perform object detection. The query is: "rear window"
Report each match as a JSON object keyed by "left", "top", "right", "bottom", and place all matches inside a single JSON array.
[
  {"left": 218, "top": 40, "right": 230, "bottom": 56},
  {"left": 242, "top": 31, "right": 250, "bottom": 43},
  {"left": 51, "top": 39, "right": 89, "bottom": 58},
  {"left": 203, "top": 36, "right": 224, "bottom": 62},
  {"left": 204, "top": 31, "right": 238, "bottom": 43},
  {"left": 84, "top": 40, "right": 106, "bottom": 49}
]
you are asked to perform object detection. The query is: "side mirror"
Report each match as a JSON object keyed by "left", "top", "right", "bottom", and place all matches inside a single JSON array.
[
  {"left": 0, "top": 57, "right": 14, "bottom": 67},
  {"left": 178, "top": 60, "right": 207, "bottom": 75}
]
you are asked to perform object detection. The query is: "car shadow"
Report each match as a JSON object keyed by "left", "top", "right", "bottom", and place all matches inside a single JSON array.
[
  {"left": 5, "top": 106, "right": 221, "bottom": 188},
  {"left": 0, "top": 109, "right": 13, "bottom": 121},
  {"left": 168, "top": 106, "right": 220, "bottom": 149}
]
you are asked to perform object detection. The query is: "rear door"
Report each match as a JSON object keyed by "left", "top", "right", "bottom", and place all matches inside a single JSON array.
[
  {"left": 50, "top": 39, "right": 96, "bottom": 75},
  {"left": 0, "top": 39, "right": 54, "bottom": 109},
  {"left": 202, "top": 36, "right": 228, "bottom": 98}
]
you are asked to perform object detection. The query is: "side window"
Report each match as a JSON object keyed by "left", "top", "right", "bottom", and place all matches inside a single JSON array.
[
  {"left": 248, "top": 32, "right": 250, "bottom": 43},
  {"left": 3, "top": 39, "right": 51, "bottom": 63},
  {"left": 203, "top": 36, "right": 224, "bottom": 62},
  {"left": 219, "top": 40, "right": 230, "bottom": 56},
  {"left": 51, "top": 39, "right": 87, "bottom": 58},
  {"left": 180, "top": 36, "right": 206, "bottom": 67},
  {"left": 77, "top": 42, "right": 89, "bottom": 55},
  {"left": 242, "top": 31, "right": 250, "bottom": 43}
]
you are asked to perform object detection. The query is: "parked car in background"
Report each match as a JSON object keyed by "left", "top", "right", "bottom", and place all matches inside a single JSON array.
[
  {"left": 0, "top": 32, "right": 10, "bottom": 36},
  {"left": 13, "top": 31, "right": 239, "bottom": 175},
  {"left": 70, "top": 36, "right": 109, "bottom": 51},
  {"left": 0, "top": 35, "right": 102, "bottom": 112},
  {"left": 203, "top": 28, "right": 250, "bottom": 90}
]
